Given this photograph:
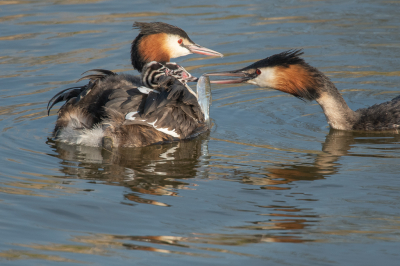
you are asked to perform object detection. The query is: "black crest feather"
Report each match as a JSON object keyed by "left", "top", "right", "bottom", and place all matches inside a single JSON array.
[
  {"left": 132, "top": 22, "right": 192, "bottom": 41},
  {"left": 241, "top": 49, "right": 305, "bottom": 71}
]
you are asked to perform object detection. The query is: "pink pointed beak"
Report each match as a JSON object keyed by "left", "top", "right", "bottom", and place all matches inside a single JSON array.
[{"left": 185, "top": 44, "right": 223, "bottom": 58}]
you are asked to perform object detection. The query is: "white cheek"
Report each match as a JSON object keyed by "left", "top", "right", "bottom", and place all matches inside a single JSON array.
[
  {"left": 166, "top": 35, "right": 191, "bottom": 59},
  {"left": 247, "top": 79, "right": 257, "bottom": 85},
  {"left": 250, "top": 68, "right": 276, "bottom": 88}
]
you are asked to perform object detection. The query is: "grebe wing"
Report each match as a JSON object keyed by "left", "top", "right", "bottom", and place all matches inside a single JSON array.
[{"left": 122, "top": 76, "right": 205, "bottom": 138}]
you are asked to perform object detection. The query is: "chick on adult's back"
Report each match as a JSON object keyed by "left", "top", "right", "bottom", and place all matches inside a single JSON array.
[{"left": 47, "top": 22, "right": 223, "bottom": 148}]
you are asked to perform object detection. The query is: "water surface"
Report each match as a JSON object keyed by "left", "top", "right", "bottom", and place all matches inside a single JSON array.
[{"left": 1, "top": 0, "right": 400, "bottom": 265}]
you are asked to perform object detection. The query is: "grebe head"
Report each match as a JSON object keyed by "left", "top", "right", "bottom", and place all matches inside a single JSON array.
[
  {"left": 141, "top": 61, "right": 198, "bottom": 88},
  {"left": 131, "top": 22, "right": 223, "bottom": 72},
  {"left": 207, "top": 50, "right": 322, "bottom": 101}
]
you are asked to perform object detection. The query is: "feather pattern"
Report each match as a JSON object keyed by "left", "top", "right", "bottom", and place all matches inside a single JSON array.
[
  {"left": 353, "top": 95, "right": 400, "bottom": 131},
  {"left": 48, "top": 64, "right": 208, "bottom": 148}
]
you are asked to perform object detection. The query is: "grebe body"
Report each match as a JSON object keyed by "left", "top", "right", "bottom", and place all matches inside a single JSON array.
[{"left": 48, "top": 22, "right": 222, "bottom": 148}]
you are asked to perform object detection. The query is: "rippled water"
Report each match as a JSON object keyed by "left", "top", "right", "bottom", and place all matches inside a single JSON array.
[{"left": 1, "top": 0, "right": 400, "bottom": 265}]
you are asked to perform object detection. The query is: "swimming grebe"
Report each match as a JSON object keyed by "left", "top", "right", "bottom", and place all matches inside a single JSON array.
[
  {"left": 47, "top": 22, "right": 222, "bottom": 148},
  {"left": 207, "top": 50, "right": 400, "bottom": 131}
]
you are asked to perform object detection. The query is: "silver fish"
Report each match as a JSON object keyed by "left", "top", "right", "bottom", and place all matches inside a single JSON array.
[{"left": 196, "top": 75, "right": 212, "bottom": 127}]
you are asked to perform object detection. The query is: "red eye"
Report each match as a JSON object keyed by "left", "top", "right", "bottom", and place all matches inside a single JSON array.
[
  {"left": 256, "top": 69, "right": 261, "bottom": 75},
  {"left": 178, "top": 39, "right": 183, "bottom": 44}
]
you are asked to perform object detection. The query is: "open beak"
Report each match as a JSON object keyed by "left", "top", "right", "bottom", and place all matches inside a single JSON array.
[
  {"left": 186, "top": 44, "right": 223, "bottom": 58},
  {"left": 205, "top": 70, "right": 252, "bottom": 84}
]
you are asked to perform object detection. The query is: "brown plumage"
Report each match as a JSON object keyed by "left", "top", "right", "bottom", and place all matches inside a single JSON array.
[
  {"left": 102, "top": 109, "right": 174, "bottom": 147},
  {"left": 131, "top": 22, "right": 222, "bottom": 72},
  {"left": 207, "top": 50, "right": 400, "bottom": 131},
  {"left": 138, "top": 33, "right": 170, "bottom": 64},
  {"left": 47, "top": 22, "right": 222, "bottom": 148},
  {"left": 274, "top": 64, "right": 319, "bottom": 99}
]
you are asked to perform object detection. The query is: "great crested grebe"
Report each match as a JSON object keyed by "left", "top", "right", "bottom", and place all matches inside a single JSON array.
[
  {"left": 47, "top": 22, "right": 222, "bottom": 148},
  {"left": 207, "top": 50, "right": 400, "bottom": 131}
]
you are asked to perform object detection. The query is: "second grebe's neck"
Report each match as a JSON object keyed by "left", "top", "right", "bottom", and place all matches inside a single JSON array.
[{"left": 315, "top": 79, "right": 360, "bottom": 130}]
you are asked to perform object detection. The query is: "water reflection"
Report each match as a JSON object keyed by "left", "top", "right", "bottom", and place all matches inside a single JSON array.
[
  {"left": 1, "top": 0, "right": 399, "bottom": 263},
  {"left": 2, "top": 129, "right": 399, "bottom": 262},
  {"left": 0, "top": 249, "right": 81, "bottom": 263},
  {"left": 43, "top": 128, "right": 400, "bottom": 255},
  {"left": 248, "top": 129, "right": 400, "bottom": 189},
  {"left": 13, "top": 232, "right": 309, "bottom": 258},
  {"left": 48, "top": 134, "right": 210, "bottom": 206},
  {"left": 210, "top": 129, "right": 400, "bottom": 244}
]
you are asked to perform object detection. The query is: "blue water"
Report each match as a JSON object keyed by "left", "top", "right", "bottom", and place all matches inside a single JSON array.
[{"left": 1, "top": 0, "right": 400, "bottom": 265}]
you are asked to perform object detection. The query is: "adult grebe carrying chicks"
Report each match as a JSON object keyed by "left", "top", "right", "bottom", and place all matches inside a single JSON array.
[{"left": 48, "top": 22, "right": 222, "bottom": 148}]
